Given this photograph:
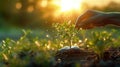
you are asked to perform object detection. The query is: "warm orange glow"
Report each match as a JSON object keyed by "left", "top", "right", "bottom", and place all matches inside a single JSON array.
[
  {"left": 37, "top": 0, "right": 83, "bottom": 17},
  {"left": 16, "top": 2, "right": 22, "bottom": 10},
  {"left": 27, "top": 6, "right": 34, "bottom": 13},
  {"left": 28, "top": 0, "right": 34, "bottom": 3},
  {"left": 60, "top": 0, "right": 82, "bottom": 12},
  {"left": 41, "top": 0, "right": 47, "bottom": 7},
  {"left": 52, "top": 0, "right": 83, "bottom": 17}
]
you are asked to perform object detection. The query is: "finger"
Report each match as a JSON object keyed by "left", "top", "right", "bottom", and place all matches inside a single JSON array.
[
  {"left": 76, "top": 10, "right": 100, "bottom": 23},
  {"left": 78, "top": 14, "right": 106, "bottom": 29},
  {"left": 75, "top": 10, "right": 101, "bottom": 29}
]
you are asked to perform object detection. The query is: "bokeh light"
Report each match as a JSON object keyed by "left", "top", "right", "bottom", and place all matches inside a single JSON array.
[
  {"left": 41, "top": 0, "right": 48, "bottom": 8},
  {"left": 27, "top": 5, "right": 34, "bottom": 13},
  {"left": 16, "top": 2, "right": 22, "bottom": 10}
]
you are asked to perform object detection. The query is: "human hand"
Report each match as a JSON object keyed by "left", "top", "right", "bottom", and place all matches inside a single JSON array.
[{"left": 75, "top": 10, "right": 110, "bottom": 29}]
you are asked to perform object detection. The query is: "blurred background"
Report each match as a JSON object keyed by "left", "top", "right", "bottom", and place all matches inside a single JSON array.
[{"left": 0, "top": 0, "right": 120, "bottom": 41}]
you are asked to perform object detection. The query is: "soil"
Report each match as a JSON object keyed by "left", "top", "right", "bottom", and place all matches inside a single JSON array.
[{"left": 54, "top": 46, "right": 120, "bottom": 67}]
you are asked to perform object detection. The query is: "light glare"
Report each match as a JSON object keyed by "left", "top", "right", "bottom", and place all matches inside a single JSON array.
[{"left": 60, "top": 0, "right": 82, "bottom": 12}]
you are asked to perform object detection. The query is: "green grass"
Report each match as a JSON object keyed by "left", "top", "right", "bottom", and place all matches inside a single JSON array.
[{"left": 0, "top": 22, "right": 120, "bottom": 67}]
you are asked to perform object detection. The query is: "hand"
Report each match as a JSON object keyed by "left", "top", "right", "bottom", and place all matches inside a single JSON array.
[{"left": 75, "top": 10, "right": 120, "bottom": 29}]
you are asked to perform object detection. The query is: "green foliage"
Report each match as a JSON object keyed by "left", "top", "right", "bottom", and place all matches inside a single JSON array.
[
  {"left": 84, "top": 27, "right": 120, "bottom": 59},
  {"left": 0, "top": 23, "right": 120, "bottom": 66},
  {"left": 86, "top": 30, "right": 113, "bottom": 59},
  {"left": 53, "top": 21, "right": 80, "bottom": 48},
  {"left": 0, "top": 29, "right": 57, "bottom": 67}
]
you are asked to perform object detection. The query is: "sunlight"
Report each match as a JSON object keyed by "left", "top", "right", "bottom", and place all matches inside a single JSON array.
[
  {"left": 41, "top": 0, "right": 47, "bottom": 7},
  {"left": 52, "top": 0, "right": 83, "bottom": 17},
  {"left": 60, "top": 0, "right": 82, "bottom": 12},
  {"left": 37, "top": 0, "right": 84, "bottom": 17},
  {"left": 38, "top": 0, "right": 47, "bottom": 8}
]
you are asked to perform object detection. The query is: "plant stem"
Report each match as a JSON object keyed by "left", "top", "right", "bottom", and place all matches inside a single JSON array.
[{"left": 70, "top": 40, "right": 72, "bottom": 48}]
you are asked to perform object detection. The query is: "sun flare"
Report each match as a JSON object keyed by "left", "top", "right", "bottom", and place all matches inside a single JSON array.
[
  {"left": 45, "top": 0, "right": 83, "bottom": 17},
  {"left": 60, "top": 0, "right": 82, "bottom": 12}
]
